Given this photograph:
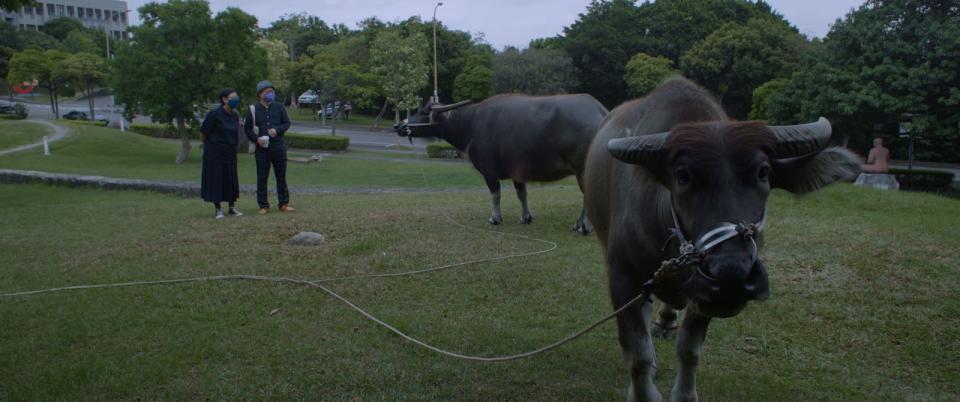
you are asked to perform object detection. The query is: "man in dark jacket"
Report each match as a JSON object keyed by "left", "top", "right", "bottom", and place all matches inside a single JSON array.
[{"left": 244, "top": 80, "right": 295, "bottom": 214}]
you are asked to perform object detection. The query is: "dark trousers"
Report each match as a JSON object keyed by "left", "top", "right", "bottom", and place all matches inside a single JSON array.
[{"left": 255, "top": 146, "right": 289, "bottom": 208}]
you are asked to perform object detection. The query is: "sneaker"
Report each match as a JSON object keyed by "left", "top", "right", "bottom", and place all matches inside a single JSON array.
[
  {"left": 258, "top": 208, "right": 269, "bottom": 215},
  {"left": 215, "top": 209, "right": 225, "bottom": 220},
  {"left": 228, "top": 207, "right": 243, "bottom": 216},
  {"left": 280, "top": 204, "right": 296, "bottom": 212}
]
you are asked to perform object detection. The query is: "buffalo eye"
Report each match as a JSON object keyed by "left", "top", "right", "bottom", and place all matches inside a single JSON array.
[
  {"left": 758, "top": 165, "right": 770, "bottom": 183},
  {"left": 676, "top": 168, "right": 691, "bottom": 186}
]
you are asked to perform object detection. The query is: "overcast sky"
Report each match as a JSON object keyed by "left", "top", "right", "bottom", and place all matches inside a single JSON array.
[{"left": 126, "top": 0, "right": 867, "bottom": 49}]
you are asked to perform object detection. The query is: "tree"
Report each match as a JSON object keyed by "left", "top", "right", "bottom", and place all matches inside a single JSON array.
[
  {"left": 493, "top": 47, "right": 578, "bottom": 95},
  {"left": 61, "top": 29, "right": 102, "bottom": 55},
  {"left": 769, "top": 0, "right": 960, "bottom": 161},
  {"left": 6, "top": 48, "right": 68, "bottom": 117},
  {"left": 17, "top": 29, "right": 59, "bottom": 50},
  {"left": 0, "top": 20, "right": 22, "bottom": 50},
  {"left": 562, "top": 0, "right": 646, "bottom": 107},
  {"left": 53, "top": 52, "right": 107, "bottom": 120},
  {"left": 453, "top": 56, "right": 493, "bottom": 102},
  {"left": 680, "top": 18, "right": 805, "bottom": 118},
  {"left": 624, "top": 53, "right": 675, "bottom": 97},
  {"left": 265, "top": 13, "right": 340, "bottom": 61},
  {"left": 112, "top": 0, "right": 266, "bottom": 164},
  {"left": 256, "top": 38, "right": 291, "bottom": 103},
  {"left": 0, "top": 0, "right": 33, "bottom": 13},
  {"left": 40, "top": 17, "right": 85, "bottom": 41},
  {"left": 748, "top": 78, "right": 788, "bottom": 120},
  {"left": 370, "top": 28, "right": 428, "bottom": 123}
]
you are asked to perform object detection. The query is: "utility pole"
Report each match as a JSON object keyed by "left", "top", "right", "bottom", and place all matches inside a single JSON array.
[{"left": 432, "top": 2, "right": 443, "bottom": 102}]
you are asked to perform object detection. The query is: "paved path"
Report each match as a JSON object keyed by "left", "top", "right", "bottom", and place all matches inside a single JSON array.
[
  {"left": 0, "top": 169, "right": 483, "bottom": 197},
  {"left": 0, "top": 121, "right": 69, "bottom": 157}
]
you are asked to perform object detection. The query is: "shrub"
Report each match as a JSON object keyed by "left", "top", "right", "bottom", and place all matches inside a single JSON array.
[
  {"left": 285, "top": 132, "right": 349, "bottom": 151},
  {"left": 129, "top": 123, "right": 201, "bottom": 140},
  {"left": 426, "top": 142, "right": 462, "bottom": 159},
  {"left": 888, "top": 168, "right": 955, "bottom": 193},
  {"left": 66, "top": 120, "right": 108, "bottom": 127}
]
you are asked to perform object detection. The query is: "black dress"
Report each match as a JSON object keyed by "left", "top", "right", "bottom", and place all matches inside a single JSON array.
[{"left": 199, "top": 106, "right": 241, "bottom": 203}]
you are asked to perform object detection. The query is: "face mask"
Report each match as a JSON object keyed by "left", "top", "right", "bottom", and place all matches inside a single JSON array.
[
  {"left": 264, "top": 92, "right": 276, "bottom": 104},
  {"left": 227, "top": 98, "right": 239, "bottom": 109}
]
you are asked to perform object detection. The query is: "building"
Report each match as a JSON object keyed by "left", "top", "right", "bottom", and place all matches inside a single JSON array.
[{"left": 1, "top": 0, "right": 129, "bottom": 39}]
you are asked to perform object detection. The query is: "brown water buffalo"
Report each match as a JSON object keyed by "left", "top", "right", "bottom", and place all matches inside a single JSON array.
[
  {"left": 395, "top": 94, "right": 608, "bottom": 233},
  {"left": 583, "top": 78, "right": 860, "bottom": 402}
]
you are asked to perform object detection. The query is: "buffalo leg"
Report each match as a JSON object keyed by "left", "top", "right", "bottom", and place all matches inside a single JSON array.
[
  {"left": 611, "top": 266, "right": 662, "bottom": 402},
  {"left": 572, "top": 173, "right": 593, "bottom": 234},
  {"left": 484, "top": 176, "right": 503, "bottom": 225},
  {"left": 652, "top": 303, "right": 679, "bottom": 340},
  {"left": 670, "top": 311, "right": 712, "bottom": 402},
  {"left": 514, "top": 181, "right": 533, "bottom": 224}
]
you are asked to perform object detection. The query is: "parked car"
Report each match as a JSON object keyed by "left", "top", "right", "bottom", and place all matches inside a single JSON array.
[
  {"left": 63, "top": 111, "right": 109, "bottom": 123},
  {"left": 298, "top": 90, "right": 319, "bottom": 105},
  {"left": 0, "top": 105, "right": 15, "bottom": 114},
  {"left": 316, "top": 101, "right": 341, "bottom": 119},
  {"left": 63, "top": 111, "right": 88, "bottom": 120}
]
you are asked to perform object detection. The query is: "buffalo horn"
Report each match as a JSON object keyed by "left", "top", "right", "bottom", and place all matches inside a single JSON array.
[
  {"left": 430, "top": 100, "right": 473, "bottom": 113},
  {"left": 607, "top": 131, "right": 670, "bottom": 166},
  {"left": 768, "top": 117, "right": 832, "bottom": 158}
]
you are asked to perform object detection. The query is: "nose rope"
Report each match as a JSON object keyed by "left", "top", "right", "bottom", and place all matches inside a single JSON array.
[{"left": 643, "top": 203, "right": 767, "bottom": 299}]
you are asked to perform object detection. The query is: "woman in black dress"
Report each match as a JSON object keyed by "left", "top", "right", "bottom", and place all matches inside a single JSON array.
[{"left": 200, "top": 88, "right": 243, "bottom": 219}]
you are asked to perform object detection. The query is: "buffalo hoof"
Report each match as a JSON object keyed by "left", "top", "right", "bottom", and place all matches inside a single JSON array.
[
  {"left": 572, "top": 221, "right": 593, "bottom": 235},
  {"left": 488, "top": 216, "right": 503, "bottom": 225},
  {"left": 519, "top": 215, "right": 533, "bottom": 225},
  {"left": 652, "top": 321, "right": 678, "bottom": 340}
]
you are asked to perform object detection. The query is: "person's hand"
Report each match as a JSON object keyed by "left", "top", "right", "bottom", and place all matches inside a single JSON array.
[
  {"left": 257, "top": 138, "right": 267, "bottom": 147},
  {"left": 268, "top": 128, "right": 278, "bottom": 137}
]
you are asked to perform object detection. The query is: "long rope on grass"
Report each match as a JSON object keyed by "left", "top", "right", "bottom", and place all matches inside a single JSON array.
[{"left": 0, "top": 162, "right": 646, "bottom": 362}]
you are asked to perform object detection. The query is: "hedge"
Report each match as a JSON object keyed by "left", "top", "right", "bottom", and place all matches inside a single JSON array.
[
  {"left": 888, "top": 168, "right": 956, "bottom": 193},
  {"left": 129, "top": 123, "right": 201, "bottom": 140},
  {"left": 285, "top": 132, "right": 349, "bottom": 151},
  {"left": 426, "top": 142, "right": 462, "bottom": 159},
  {"left": 65, "top": 120, "right": 108, "bottom": 127}
]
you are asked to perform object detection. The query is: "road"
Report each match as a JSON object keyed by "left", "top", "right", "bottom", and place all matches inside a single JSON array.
[{"left": 2, "top": 96, "right": 435, "bottom": 151}]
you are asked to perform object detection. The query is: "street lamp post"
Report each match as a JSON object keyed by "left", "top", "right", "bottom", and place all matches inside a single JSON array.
[{"left": 432, "top": 2, "right": 443, "bottom": 102}]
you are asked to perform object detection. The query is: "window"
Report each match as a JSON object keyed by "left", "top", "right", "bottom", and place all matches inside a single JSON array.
[
  {"left": 120, "top": 13, "right": 127, "bottom": 23},
  {"left": 56, "top": 4, "right": 64, "bottom": 16},
  {"left": 67, "top": 6, "right": 74, "bottom": 17},
  {"left": 87, "top": 8, "right": 94, "bottom": 19},
  {"left": 95, "top": 9, "right": 102, "bottom": 19},
  {"left": 112, "top": 11, "right": 118, "bottom": 22},
  {"left": 77, "top": 8, "right": 83, "bottom": 18},
  {"left": 46, "top": 4, "right": 54, "bottom": 16},
  {"left": 35, "top": 4, "right": 43, "bottom": 16}
]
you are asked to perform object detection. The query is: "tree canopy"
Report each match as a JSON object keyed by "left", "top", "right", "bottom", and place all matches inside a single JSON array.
[{"left": 493, "top": 47, "right": 577, "bottom": 95}]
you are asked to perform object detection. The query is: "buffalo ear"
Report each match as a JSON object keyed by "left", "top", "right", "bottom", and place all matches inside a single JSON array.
[{"left": 771, "top": 147, "right": 862, "bottom": 194}]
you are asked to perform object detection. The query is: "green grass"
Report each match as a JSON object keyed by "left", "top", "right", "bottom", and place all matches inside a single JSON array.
[
  {"left": 0, "top": 120, "right": 52, "bottom": 149},
  {"left": 0, "top": 123, "right": 483, "bottom": 189},
  {"left": 0, "top": 182, "right": 957, "bottom": 400}
]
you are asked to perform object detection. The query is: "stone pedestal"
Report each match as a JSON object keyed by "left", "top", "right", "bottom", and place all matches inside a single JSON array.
[{"left": 854, "top": 173, "right": 900, "bottom": 190}]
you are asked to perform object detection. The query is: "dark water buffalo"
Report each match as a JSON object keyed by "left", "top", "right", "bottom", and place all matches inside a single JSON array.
[
  {"left": 584, "top": 78, "right": 860, "bottom": 402},
  {"left": 395, "top": 94, "right": 608, "bottom": 232}
]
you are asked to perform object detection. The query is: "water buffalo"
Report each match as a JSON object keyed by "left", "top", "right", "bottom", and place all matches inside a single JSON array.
[
  {"left": 583, "top": 78, "right": 860, "bottom": 402},
  {"left": 395, "top": 94, "right": 608, "bottom": 233}
]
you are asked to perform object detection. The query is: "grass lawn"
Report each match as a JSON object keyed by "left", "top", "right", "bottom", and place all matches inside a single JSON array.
[
  {"left": 0, "top": 121, "right": 52, "bottom": 149},
  {"left": 0, "top": 122, "right": 486, "bottom": 189},
  {"left": 0, "top": 181, "right": 958, "bottom": 400}
]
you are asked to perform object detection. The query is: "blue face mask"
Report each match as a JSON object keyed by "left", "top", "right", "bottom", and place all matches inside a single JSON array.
[
  {"left": 264, "top": 92, "right": 276, "bottom": 104},
  {"left": 227, "top": 98, "right": 239, "bottom": 109}
]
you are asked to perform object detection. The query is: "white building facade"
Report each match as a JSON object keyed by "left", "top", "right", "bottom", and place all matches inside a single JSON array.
[{"left": 1, "top": 0, "right": 129, "bottom": 39}]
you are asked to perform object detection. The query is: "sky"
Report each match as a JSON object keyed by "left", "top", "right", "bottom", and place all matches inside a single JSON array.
[{"left": 125, "top": 0, "right": 867, "bottom": 49}]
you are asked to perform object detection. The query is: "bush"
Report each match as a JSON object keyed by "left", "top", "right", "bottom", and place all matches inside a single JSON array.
[
  {"left": 285, "top": 132, "right": 349, "bottom": 151},
  {"left": 129, "top": 123, "right": 201, "bottom": 140},
  {"left": 888, "top": 168, "right": 955, "bottom": 193},
  {"left": 66, "top": 120, "right": 108, "bottom": 127},
  {"left": 426, "top": 142, "right": 462, "bottom": 159}
]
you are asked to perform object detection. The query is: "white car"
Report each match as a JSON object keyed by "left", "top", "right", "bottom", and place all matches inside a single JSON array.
[{"left": 298, "top": 90, "right": 319, "bottom": 105}]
